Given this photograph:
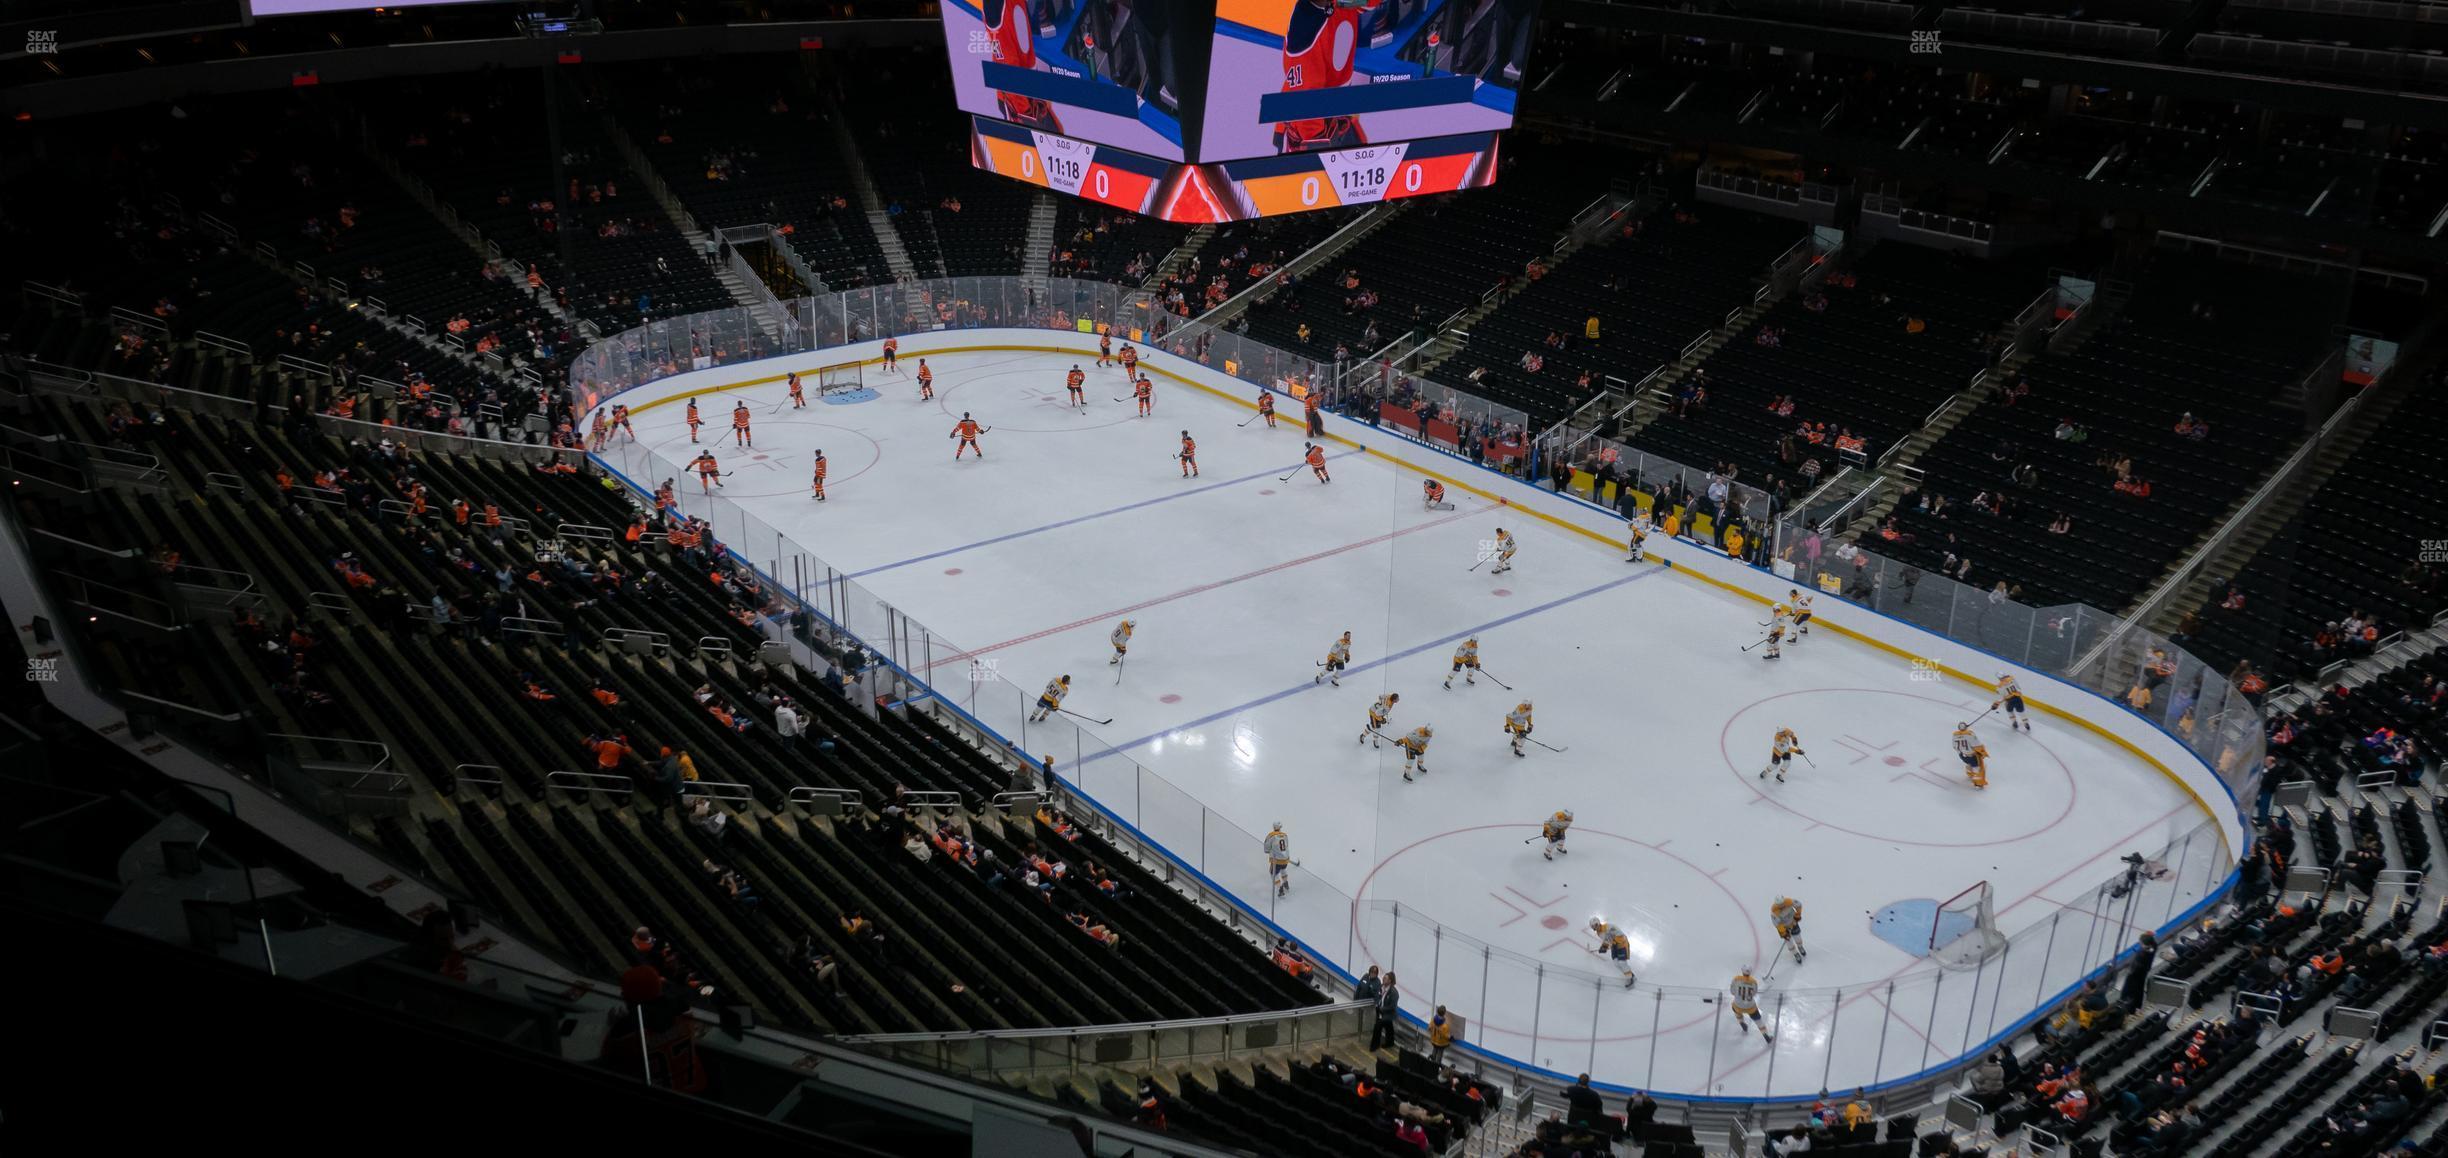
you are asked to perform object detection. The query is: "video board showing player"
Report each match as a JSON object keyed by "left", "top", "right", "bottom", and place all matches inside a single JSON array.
[
  {"left": 967, "top": 116, "right": 1499, "bottom": 221},
  {"left": 1198, "top": 0, "right": 1539, "bottom": 162},
  {"left": 939, "top": 0, "right": 1192, "bottom": 162}
]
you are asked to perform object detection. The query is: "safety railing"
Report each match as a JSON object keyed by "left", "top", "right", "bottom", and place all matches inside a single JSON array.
[
  {"left": 604, "top": 626, "right": 669, "bottom": 653},
  {"left": 787, "top": 786, "right": 863, "bottom": 816},
  {"left": 679, "top": 779, "right": 756, "bottom": 803},
  {"left": 29, "top": 527, "right": 140, "bottom": 559},
  {"left": 834, "top": 1000, "right": 1375, "bottom": 1082},
  {"left": 499, "top": 616, "right": 565, "bottom": 642},
  {"left": 546, "top": 769, "right": 637, "bottom": 796},
  {"left": 193, "top": 329, "right": 254, "bottom": 361},
  {"left": 49, "top": 570, "right": 184, "bottom": 630}
]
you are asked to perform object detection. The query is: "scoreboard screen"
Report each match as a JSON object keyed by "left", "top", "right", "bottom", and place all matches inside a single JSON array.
[
  {"left": 968, "top": 118, "right": 1499, "bottom": 222},
  {"left": 938, "top": 0, "right": 1195, "bottom": 162},
  {"left": 943, "top": 0, "right": 1538, "bottom": 216},
  {"left": 1197, "top": 0, "right": 1538, "bottom": 163}
]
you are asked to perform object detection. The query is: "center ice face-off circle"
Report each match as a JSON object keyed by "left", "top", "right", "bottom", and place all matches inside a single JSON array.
[{"left": 1719, "top": 687, "right": 2080, "bottom": 847}]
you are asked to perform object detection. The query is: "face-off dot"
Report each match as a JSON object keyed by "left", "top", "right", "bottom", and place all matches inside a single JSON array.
[
  {"left": 944, "top": 567, "right": 963, "bottom": 576},
  {"left": 1540, "top": 915, "right": 1570, "bottom": 930},
  {"left": 1160, "top": 693, "right": 1183, "bottom": 704}
]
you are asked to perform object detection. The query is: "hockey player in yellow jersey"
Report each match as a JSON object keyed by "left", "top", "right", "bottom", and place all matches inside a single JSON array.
[
  {"left": 1993, "top": 674, "right": 2031, "bottom": 732},
  {"left": 1359, "top": 692, "right": 1399, "bottom": 747},
  {"left": 1787, "top": 588, "right": 1815, "bottom": 640},
  {"left": 1770, "top": 896, "right": 1807, "bottom": 962},
  {"left": 1505, "top": 701, "right": 1535, "bottom": 758},
  {"left": 1760, "top": 727, "right": 1805, "bottom": 782},
  {"left": 1445, "top": 637, "right": 1480, "bottom": 689},
  {"left": 1030, "top": 675, "right": 1071, "bottom": 723},
  {"left": 1540, "top": 809, "right": 1573, "bottom": 860},
  {"left": 1588, "top": 916, "right": 1636, "bottom": 987},
  {"left": 1316, "top": 630, "right": 1352, "bottom": 686},
  {"left": 1729, "top": 968, "right": 1771, "bottom": 1040},
  {"left": 1107, "top": 619, "right": 1135, "bottom": 665},
  {"left": 1396, "top": 723, "right": 1433, "bottom": 782},
  {"left": 1263, "top": 822, "right": 1293, "bottom": 898},
  {"left": 1626, "top": 511, "right": 1651, "bottom": 563},
  {"left": 1953, "top": 721, "right": 1990, "bottom": 788},
  {"left": 1761, "top": 603, "right": 1792, "bottom": 660},
  {"left": 1489, "top": 528, "right": 1518, "bottom": 575}
]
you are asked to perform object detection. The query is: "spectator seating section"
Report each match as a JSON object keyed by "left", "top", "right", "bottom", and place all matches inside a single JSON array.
[
  {"left": 343, "top": 71, "right": 733, "bottom": 333},
  {"left": 1885, "top": 250, "right": 2342, "bottom": 609},
  {"left": 597, "top": 56, "right": 894, "bottom": 289},
  {"left": 14, "top": 392, "right": 1325, "bottom": 1040},
  {"left": 839, "top": 48, "right": 1037, "bottom": 278},
  {"left": 2184, "top": 369, "right": 2448, "bottom": 681},
  {"left": 1239, "top": 140, "right": 1593, "bottom": 363},
  {"left": 1623, "top": 241, "right": 2043, "bottom": 497},
  {"left": 1461, "top": 202, "right": 1800, "bottom": 428},
  {"left": 3, "top": 95, "right": 564, "bottom": 431},
  {"left": 1048, "top": 200, "right": 1189, "bottom": 285}
]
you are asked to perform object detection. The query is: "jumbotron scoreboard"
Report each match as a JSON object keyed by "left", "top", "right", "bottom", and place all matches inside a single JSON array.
[{"left": 940, "top": 0, "right": 1541, "bottom": 220}]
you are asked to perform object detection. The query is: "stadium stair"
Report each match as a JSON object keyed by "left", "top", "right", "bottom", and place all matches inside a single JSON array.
[{"left": 822, "top": 92, "right": 922, "bottom": 282}]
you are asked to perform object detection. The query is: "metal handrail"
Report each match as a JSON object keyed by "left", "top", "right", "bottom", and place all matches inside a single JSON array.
[
  {"left": 546, "top": 769, "right": 635, "bottom": 796},
  {"left": 679, "top": 779, "right": 756, "bottom": 803},
  {"left": 788, "top": 785, "right": 862, "bottom": 815},
  {"left": 267, "top": 733, "right": 393, "bottom": 772},
  {"left": 29, "top": 528, "right": 140, "bottom": 559},
  {"left": 502, "top": 616, "right": 566, "bottom": 639},
  {"left": 119, "top": 689, "right": 243, "bottom": 722},
  {"left": 453, "top": 763, "right": 507, "bottom": 786}
]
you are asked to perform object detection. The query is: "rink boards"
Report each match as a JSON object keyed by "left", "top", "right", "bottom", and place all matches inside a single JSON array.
[{"left": 583, "top": 328, "right": 2245, "bottom": 1099}]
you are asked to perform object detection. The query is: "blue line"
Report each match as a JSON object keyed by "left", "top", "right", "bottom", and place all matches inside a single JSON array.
[
  {"left": 1079, "top": 561, "right": 1676, "bottom": 765},
  {"left": 845, "top": 448, "right": 1365, "bottom": 580}
]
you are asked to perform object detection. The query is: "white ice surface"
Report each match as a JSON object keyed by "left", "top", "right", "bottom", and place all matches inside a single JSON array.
[{"left": 593, "top": 346, "right": 2226, "bottom": 1096}]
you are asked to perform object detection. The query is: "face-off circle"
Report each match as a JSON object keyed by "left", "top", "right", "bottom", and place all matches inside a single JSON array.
[{"left": 1718, "top": 687, "right": 2079, "bottom": 847}]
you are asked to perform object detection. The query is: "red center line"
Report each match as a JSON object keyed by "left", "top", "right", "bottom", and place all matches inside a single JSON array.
[{"left": 920, "top": 503, "right": 1489, "bottom": 672}]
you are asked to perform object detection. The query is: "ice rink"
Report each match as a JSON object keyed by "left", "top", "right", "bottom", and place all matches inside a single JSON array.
[{"left": 592, "top": 340, "right": 2232, "bottom": 1097}]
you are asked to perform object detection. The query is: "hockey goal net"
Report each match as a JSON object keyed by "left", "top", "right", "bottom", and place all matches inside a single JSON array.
[
  {"left": 1929, "top": 881, "right": 2008, "bottom": 969},
  {"left": 816, "top": 362, "right": 863, "bottom": 395}
]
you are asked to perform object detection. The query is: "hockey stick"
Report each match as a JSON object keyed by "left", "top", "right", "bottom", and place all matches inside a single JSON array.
[
  {"left": 1278, "top": 468, "right": 1302, "bottom": 483},
  {"left": 1468, "top": 556, "right": 1492, "bottom": 573},
  {"left": 1529, "top": 738, "right": 1569, "bottom": 753},
  {"left": 1057, "top": 706, "right": 1115, "bottom": 726},
  {"left": 1112, "top": 396, "right": 1134, "bottom": 403},
  {"left": 1762, "top": 947, "right": 1787, "bottom": 986},
  {"left": 1114, "top": 655, "right": 1126, "bottom": 685},
  {"left": 1237, "top": 413, "right": 1262, "bottom": 427},
  {"left": 1478, "top": 668, "right": 1514, "bottom": 691},
  {"left": 1740, "top": 636, "right": 1774, "bottom": 652}
]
